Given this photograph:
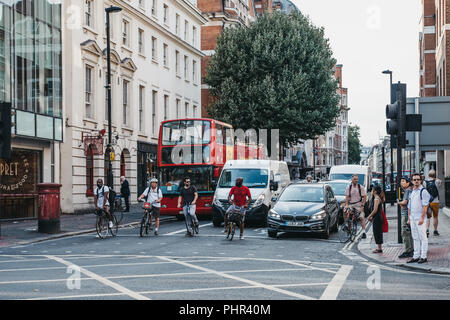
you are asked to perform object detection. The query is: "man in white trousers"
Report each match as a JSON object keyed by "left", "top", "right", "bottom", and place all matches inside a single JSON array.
[{"left": 407, "top": 172, "right": 431, "bottom": 264}]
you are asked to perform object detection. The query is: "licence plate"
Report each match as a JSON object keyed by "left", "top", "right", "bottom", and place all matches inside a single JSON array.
[{"left": 286, "top": 221, "right": 304, "bottom": 227}]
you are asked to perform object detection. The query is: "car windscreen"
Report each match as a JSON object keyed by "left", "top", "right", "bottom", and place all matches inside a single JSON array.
[
  {"left": 278, "top": 186, "right": 324, "bottom": 203},
  {"left": 326, "top": 183, "right": 348, "bottom": 196},
  {"left": 218, "top": 169, "right": 268, "bottom": 188},
  {"left": 329, "top": 174, "right": 364, "bottom": 186}
]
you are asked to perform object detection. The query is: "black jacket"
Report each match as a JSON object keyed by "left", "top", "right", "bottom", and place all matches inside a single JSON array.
[{"left": 121, "top": 179, "right": 130, "bottom": 196}]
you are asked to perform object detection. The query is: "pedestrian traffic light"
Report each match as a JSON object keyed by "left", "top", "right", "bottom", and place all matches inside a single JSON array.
[
  {"left": 0, "top": 102, "right": 12, "bottom": 159},
  {"left": 386, "top": 100, "right": 400, "bottom": 135}
]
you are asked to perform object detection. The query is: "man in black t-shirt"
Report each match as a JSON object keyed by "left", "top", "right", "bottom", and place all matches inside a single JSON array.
[{"left": 177, "top": 177, "right": 199, "bottom": 236}]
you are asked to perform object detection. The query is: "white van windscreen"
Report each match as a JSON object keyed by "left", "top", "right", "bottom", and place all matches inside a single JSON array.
[
  {"left": 219, "top": 169, "right": 268, "bottom": 188},
  {"left": 329, "top": 174, "right": 365, "bottom": 185}
]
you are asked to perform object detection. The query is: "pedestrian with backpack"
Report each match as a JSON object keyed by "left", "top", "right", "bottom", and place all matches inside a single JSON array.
[
  {"left": 423, "top": 170, "right": 441, "bottom": 237},
  {"left": 138, "top": 178, "right": 163, "bottom": 235},
  {"left": 407, "top": 173, "right": 431, "bottom": 264},
  {"left": 344, "top": 174, "right": 368, "bottom": 239}
]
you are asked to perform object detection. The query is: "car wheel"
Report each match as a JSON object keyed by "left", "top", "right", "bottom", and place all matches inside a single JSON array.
[
  {"left": 268, "top": 230, "right": 277, "bottom": 238},
  {"left": 212, "top": 218, "right": 222, "bottom": 228},
  {"left": 331, "top": 216, "right": 339, "bottom": 232}
]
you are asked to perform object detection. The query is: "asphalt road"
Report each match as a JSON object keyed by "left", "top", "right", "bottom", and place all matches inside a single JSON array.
[{"left": 0, "top": 218, "right": 449, "bottom": 300}]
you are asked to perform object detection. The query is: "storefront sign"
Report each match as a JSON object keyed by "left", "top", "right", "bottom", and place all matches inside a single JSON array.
[{"left": 0, "top": 150, "right": 38, "bottom": 193}]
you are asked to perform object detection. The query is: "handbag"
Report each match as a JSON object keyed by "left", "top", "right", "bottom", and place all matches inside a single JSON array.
[{"left": 381, "top": 207, "right": 389, "bottom": 233}]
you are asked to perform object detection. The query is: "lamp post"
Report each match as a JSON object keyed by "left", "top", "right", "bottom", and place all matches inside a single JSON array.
[
  {"left": 382, "top": 69, "right": 394, "bottom": 204},
  {"left": 105, "top": 5, "right": 122, "bottom": 188}
]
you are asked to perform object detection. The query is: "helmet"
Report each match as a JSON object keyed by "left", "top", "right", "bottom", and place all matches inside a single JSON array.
[{"left": 150, "top": 178, "right": 158, "bottom": 183}]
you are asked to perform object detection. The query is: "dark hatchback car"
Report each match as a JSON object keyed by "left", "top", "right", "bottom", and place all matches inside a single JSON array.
[{"left": 267, "top": 183, "right": 339, "bottom": 239}]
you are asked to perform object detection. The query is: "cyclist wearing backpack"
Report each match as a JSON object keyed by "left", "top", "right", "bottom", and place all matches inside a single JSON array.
[
  {"left": 423, "top": 170, "right": 441, "bottom": 237},
  {"left": 138, "top": 178, "right": 163, "bottom": 235},
  {"left": 94, "top": 179, "right": 113, "bottom": 228},
  {"left": 344, "top": 174, "right": 368, "bottom": 239}
]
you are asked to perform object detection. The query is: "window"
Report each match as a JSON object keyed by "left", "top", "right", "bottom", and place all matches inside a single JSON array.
[
  {"left": 163, "top": 43, "right": 168, "bottom": 66},
  {"left": 175, "top": 50, "right": 180, "bottom": 75},
  {"left": 192, "top": 26, "right": 197, "bottom": 46},
  {"left": 86, "top": 145, "right": 94, "bottom": 195},
  {"left": 85, "top": 0, "right": 93, "bottom": 27},
  {"left": 342, "top": 94, "right": 347, "bottom": 106},
  {"left": 152, "top": 90, "right": 157, "bottom": 134},
  {"left": 139, "top": 85, "right": 145, "bottom": 132},
  {"left": 185, "top": 102, "right": 189, "bottom": 117},
  {"left": 193, "top": 105, "right": 198, "bottom": 117},
  {"left": 123, "top": 79, "right": 129, "bottom": 125},
  {"left": 85, "top": 65, "right": 93, "bottom": 118},
  {"left": 184, "top": 20, "right": 188, "bottom": 41},
  {"left": 176, "top": 99, "right": 180, "bottom": 118},
  {"left": 164, "top": 95, "right": 169, "bottom": 120},
  {"left": 192, "top": 60, "right": 197, "bottom": 84},
  {"left": 138, "top": 29, "right": 144, "bottom": 54},
  {"left": 139, "top": 0, "right": 145, "bottom": 8},
  {"left": 329, "top": 155, "right": 332, "bottom": 166},
  {"left": 328, "top": 137, "right": 333, "bottom": 147},
  {"left": 163, "top": 4, "right": 169, "bottom": 24},
  {"left": 175, "top": 14, "right": 180, "bottom": 35},
  {"left": 152, "top": 37, "right": 157, "bottom": 60},
  {"left": 151, "top": 0, "right": 157, "bottom": 16},
  {"left": 122, "top": 20, "right": 129, "bottom": 46},
  {"left": 184, "top": 55, "right": 188, "bottom": 79}
]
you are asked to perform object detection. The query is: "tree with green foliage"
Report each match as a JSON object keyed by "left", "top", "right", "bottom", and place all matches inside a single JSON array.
[
  {"left": 348, "top": 124, "right": 362, "bottom": 164},
  {"left": 204, "top": 11, "right": 341, "bottom": 148}
]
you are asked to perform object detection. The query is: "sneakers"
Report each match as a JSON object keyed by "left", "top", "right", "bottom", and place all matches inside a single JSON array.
[
  {"left": 426, "top": 229, "right": 430, "bottom": 238},
  {"left": 407, "top": 258, "right": 420, "bottom": 264},
  {"left": 398, "top": 252, "right": 413, "bottom": 259},
  {"left": 109, "top": 221, "right": 114, "bottom": 228},
  {"left": 418, "top": 258, "right": 428, "bottom": 264},
  {"left": 154, "top": 230, "right": 158, "bottom": 236},
  {"left": 434, "top": 230, "right": 440, "bottom": 236},
  {"left": 185, "top": 231, "right": 193, "bottom": 237},
  {"left": 239, "top": 234, "right": 244, "bottom": 240},
  {"left": 361, "top": 233, "right": 367, "bottom": 239}
]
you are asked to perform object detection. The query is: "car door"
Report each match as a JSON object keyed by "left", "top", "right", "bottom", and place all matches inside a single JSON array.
[{"left": 327, "top": 186, "right": 338, "bottom": 224}]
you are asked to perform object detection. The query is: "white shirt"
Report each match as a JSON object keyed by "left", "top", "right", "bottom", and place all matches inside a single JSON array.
[
  {"left": 407, "top": 186, "right": 431, "bottom": 220},
  {"left": 94, "top": 185, "right": 110, "bottom": 208},
  {"left": 143, "top": 187, "right": 163, "bottom": 208}
]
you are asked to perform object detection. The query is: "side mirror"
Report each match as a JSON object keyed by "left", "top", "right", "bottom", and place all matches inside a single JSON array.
[{"left": 270, "top": 182, "right": 278, "bottom": 191}]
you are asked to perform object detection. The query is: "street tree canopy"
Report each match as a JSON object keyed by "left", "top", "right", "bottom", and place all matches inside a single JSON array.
[
  {"left": 204, "top": 11, "right": 340, "bottom": 148},
  {"left": 348, "top": 124, "right": 362, "bottom": 164}
]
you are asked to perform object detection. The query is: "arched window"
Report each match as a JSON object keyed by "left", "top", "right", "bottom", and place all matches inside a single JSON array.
[
  {"left": 120, "top": 151, "right": 126, "bottom": 177},
  {"left": 86, "top": 145, "right": 94, "bottom": 196}
]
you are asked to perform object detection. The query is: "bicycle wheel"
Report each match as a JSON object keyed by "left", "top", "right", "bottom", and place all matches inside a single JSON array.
[
  {"left": 96, "top": 215, "right": 109, "bottom": 239},
  {"left": 140, "top": 212, "right": 149, "bottom": 237},
  {"left": 108, "top": 214, "right": 118, "bottom": 237},
  {"left": 350, "top": 218, "right": 358, "bottom": 241},
  {"left": 338, "top": 219, "right": 351, "bottom": 243},
  {"left": 115, "top": 206, "right": 124, "bottom": 225}
]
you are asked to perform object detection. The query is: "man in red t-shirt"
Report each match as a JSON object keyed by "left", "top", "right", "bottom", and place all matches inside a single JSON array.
[{"left": 224, "top": 177, "right": 252, "bottom": 240}]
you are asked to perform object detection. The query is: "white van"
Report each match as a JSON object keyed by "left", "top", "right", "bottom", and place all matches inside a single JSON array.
[
  {"left": 329, "top": 165, "right": 372, "bottom": 192},
  {"left": 212, "top": 160, "right": 290, "bottom": 227}
]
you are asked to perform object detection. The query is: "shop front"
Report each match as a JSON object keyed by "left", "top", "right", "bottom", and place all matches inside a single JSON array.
[{"left": 137, "top": 142, "right": 157, "bottom": 196}]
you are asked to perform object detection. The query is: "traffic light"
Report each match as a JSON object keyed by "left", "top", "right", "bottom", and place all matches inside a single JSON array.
[
  {"left": 386, "top": 100, "right": 399, "bottom": 135},
  {"left": 0, "top": 102, "right": 12, "bottom": 159},
  {"left": 385, "top": 83, "right": 407, "bottom": 148}
]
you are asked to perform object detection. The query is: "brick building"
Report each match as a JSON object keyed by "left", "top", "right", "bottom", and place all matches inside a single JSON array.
[
  {"left": 419, "top": 0, "right": 436, "bottom": 97},
  {"left": 254, "top": 0, "right": 273, "bottom": 15}
]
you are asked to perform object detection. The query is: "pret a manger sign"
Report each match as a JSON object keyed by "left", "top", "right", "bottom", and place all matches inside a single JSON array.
[{"left": 0, "top": 151, "right": 35, "bottom": 193}]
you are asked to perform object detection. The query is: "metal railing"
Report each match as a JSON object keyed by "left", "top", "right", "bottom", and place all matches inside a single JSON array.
[{"left": 0, "top": 194, "right": 38, "bottom": 221}]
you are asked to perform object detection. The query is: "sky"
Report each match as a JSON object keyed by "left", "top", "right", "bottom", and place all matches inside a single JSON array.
[{"left": 290, "top": 0, "right": 421, "bottom": 146}]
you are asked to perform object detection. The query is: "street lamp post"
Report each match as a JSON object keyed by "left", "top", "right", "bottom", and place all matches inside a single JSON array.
[
  {"left": 382, "top": 70, "right": 394, "bottom": 205},
  {"left": 105, "top": 5, "right": 122, "bottom": 188}
]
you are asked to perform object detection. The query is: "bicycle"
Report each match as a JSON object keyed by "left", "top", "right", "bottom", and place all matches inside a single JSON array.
[
  {"left": 95, "top": 208, "right": 118, "bottom": 239},
  {"left": 139, "top": 200, "right": 157, "bottom": 237},
  {"left": 225, "top": 206, "right": 244, "bottom": 241},
  {"left": 338, "top": 206, "right": 359, "bottom": 243},
  {"left": 114, "top": 195, "right": 124, "bottom": 224},
  {"left": 184, "top": 202, "right": 199, "bottom": 237}
]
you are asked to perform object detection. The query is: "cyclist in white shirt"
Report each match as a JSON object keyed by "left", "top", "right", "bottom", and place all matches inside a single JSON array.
[
  {"left": 138, "top": 178, "right": 163, "bottom": 235},
  {"left": 94, "top": 179, "right": 113, "bottom": 228}
]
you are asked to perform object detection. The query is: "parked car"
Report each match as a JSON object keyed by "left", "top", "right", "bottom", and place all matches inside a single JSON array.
[
  {"left": 320, "top": 179, "right": 350, "bottom": 225},
  {"left": 212, "top": 160, "right": 291, "bottom": 227},
  {"left": 267, "top": 183, "right": 339, "bottom": 239}
]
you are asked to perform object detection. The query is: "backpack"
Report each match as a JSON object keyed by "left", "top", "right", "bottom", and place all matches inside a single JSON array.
[
  {"left": 348, "top": 183, "right": 363, "bottom": 204},
  {"left": 425, "top": 180, "right": 439, "bottom": 202}
]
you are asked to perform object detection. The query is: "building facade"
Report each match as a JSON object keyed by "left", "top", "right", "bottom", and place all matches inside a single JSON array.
[
  {"left": 61, "top": 0, "right": 207, "bottom": 213},
  {"left": 0, "top": 0, "right": 63, "bottom": 219}
]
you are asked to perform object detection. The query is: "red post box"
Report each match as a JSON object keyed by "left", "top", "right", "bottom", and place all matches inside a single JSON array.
[{"left": 37, "top": 183, "right": 62, "bottom": 234}]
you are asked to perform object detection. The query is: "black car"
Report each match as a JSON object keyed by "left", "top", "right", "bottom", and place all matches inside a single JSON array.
[{"left": 267, "top": 183, "right": 339, "bottom": 239}]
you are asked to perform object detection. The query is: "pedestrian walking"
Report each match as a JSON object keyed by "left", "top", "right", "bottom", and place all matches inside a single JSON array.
[
  {"left": 423, "top": 169, "right": 441, "bottom": 237},
  {"left": 407, "top": 172, "right": 431, "bottom": 264},
  {"left": 367, "top": 185, "right": 383, "bottom": 253},
  {"left": 120, "top": 176, "right": 130, "bottom": 212},
  {"left": 398, "top": 177, "right": 414, "bottom": 258}
]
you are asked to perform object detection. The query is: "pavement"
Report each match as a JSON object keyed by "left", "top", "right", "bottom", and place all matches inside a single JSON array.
[
  {"left": 358, "top": 203, "right": 450, "bottom": 275},
  {"left": 0, "top": 204, "right": 176, "bottom": 248}
]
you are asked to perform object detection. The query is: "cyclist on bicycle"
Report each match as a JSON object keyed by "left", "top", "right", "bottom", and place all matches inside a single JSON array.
[
  {"left": 177, "top": 177, "right": 199, "bottom": 237},
  {"left": 224, "top": 177, "right": 252, "bottom": 240},
  {"left": 138, "top": 178, "right": 163, "bottom": 235},
  {"left": 344, "top": 174, "right": 367, "bottom": 239},
  {"left": 94, "top": 179, "right": 113, "bottom": 228}
]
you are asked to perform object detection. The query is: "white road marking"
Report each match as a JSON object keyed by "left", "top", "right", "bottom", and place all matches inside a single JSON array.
[
  {"left": 156, "top": 256, "right": 316, "bottom": 300},
  {"left": 320, "top": 264, "right": 353, "bottom": 300},
  {"left": 163, "top": 222, "right": 212, "bottom": 235},
  {"left": 45, "top": 255, "right": 150, "bottom": 300}
]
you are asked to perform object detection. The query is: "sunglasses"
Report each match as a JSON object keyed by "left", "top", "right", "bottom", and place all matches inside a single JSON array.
[{"left": 412, "top": 178, "right": 421, "bottom": 181}]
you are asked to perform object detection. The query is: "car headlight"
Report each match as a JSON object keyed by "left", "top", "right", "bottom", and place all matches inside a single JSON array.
[
  {"left": 213, "top": 197, "right": 223, "bottom": 207},
  {"left": 252, "top": 194, "right": 265, "bottom": 207},
  {"left": 310, "top": 210, "right": 326, "bottom": 221},
  {"left": 268, "top": 209, "right": 281, "bottom": 220}
]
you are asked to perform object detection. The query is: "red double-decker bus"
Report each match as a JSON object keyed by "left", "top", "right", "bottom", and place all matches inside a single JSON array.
[{"left": 157, "top": 118, "right": 264, "bottom": 217}]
